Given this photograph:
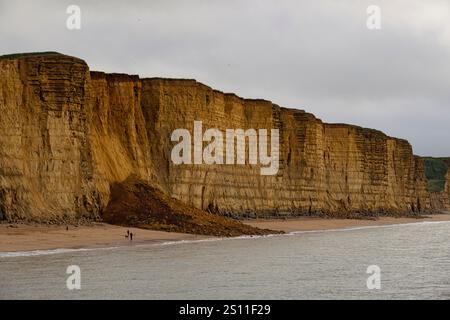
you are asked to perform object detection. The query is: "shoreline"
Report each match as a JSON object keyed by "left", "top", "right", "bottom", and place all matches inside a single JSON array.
[
  {"left": 1, "top": 213, "right": 450, "bottom": 254},
  {"left": 0, "top": 223, "right": 209, "bottom": 254},
  {"left": 244, "top": 212, "right": 450, "bottom": 233}
]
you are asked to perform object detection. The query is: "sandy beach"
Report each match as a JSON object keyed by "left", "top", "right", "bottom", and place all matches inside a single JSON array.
[
  {"left": 1, "top": 213, "right": 450, "bottom": 253},
  {"left": 0, "top": 223, "right": 207, "bottom": 253},
  {"left": 245, "top": 213, "right": 450, "bottom": 232}
]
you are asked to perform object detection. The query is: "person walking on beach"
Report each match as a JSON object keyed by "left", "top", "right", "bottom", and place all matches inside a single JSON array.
[{"left": 130, "top": 232, "right": 133, "bottom": 241}]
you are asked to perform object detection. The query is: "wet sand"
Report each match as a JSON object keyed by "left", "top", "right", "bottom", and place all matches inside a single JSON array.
[
  {"left": 1, "top": 213, "right": 450, "bottom": 253},
  {"left": 245, "top": 213, "right": 450, "bottom": 233}
]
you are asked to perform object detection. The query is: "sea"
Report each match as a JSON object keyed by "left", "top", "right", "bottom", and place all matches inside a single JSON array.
[{"left": 1, "top": 221, "right": 450, "bottom": 299}]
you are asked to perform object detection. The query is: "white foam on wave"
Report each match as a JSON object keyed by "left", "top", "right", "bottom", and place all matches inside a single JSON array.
[
  {"left": 156, "top": 233, "right": 278, "bottom": 246},
  {"left": 0, "top": 245, "right": 120, "bottom": 258},
  {"left": 0, "top": 248, "right": 93, "bottom": 258}
]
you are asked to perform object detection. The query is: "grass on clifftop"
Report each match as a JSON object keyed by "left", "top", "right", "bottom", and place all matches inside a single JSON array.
[
  {"left": 0, "top": 52, "right": 62, "bottom": 59},
  {"left": 423, "top": 157, "right": 449, "bottom": 192}
]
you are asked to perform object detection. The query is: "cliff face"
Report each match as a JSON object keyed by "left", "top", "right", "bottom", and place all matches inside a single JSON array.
[
  {"left": 87, "top": 71, "right": 160, "bottom": 213},
  {"left": 0, "top": 53, "right": 446, "bottom": 222},
  {"left": 0, "top": 53, "right": 100, "bottom": 222},
  {"left": 443, "top": 171, "right": 449, "bottom": 210},
  {"left": 143, "top": 79, "right": 432, "bottom": 216}
]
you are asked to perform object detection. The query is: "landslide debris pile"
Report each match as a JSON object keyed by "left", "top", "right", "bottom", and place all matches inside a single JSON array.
[{"left": 102, "top": 176, "right": 278, "bottom": 236}]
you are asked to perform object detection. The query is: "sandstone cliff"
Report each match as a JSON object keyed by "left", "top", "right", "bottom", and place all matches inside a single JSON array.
[
  {"left": 0, "top": 53, "right": 99, "bottom": 222},
  {"left": 0, "top": 52, "right": 448, "bottom": 225}
]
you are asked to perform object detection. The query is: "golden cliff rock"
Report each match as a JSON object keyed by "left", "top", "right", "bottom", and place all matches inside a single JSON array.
[{"left": 0, "top": 52, "right": 448, "bottom": 225}]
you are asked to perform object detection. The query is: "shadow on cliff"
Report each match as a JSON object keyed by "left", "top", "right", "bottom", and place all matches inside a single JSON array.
[{"left": 101, "top": 176, "right": 279, "bottom": 236}]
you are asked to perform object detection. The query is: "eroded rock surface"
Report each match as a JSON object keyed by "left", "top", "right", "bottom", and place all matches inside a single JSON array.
[{"left": 0, "top": 52, "right": 448, "bottom": 224}]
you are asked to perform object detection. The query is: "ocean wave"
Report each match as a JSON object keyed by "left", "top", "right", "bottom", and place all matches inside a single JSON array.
[
  {"left": 0, "top": 248, "right": 94, "bottom": 258},
  {"left": 141, "top": 234, "right": 275, "bottom": 247},
  {"left": 0, "top": 246, "right": 120, "bottom": 258}
]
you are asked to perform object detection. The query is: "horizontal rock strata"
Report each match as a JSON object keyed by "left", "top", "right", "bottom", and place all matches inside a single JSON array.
[{"left": 0, "top": 52, "right": 448, "bottom": 223}]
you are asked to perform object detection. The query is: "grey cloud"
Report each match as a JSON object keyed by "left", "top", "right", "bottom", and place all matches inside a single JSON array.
[{"left": 0, "top": 0, "right": 449, "bottom": 156}]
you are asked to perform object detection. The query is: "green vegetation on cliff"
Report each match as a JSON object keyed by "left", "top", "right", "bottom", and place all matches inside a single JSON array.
[
  {"left": 423, "top": 157, "right": 449, "bottom": 192},
  {"left": 0, "top": 52, "right": 61, "bottom": 60}
]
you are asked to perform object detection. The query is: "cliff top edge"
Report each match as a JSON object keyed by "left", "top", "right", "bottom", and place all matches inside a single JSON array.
[{"left": 0, "top": 51, "right": 85, "bottom": 61}]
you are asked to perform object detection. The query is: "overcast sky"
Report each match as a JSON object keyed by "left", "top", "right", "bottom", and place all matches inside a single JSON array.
[{"left": 1, "top": 0, "right": 449, "bottom": 156}]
